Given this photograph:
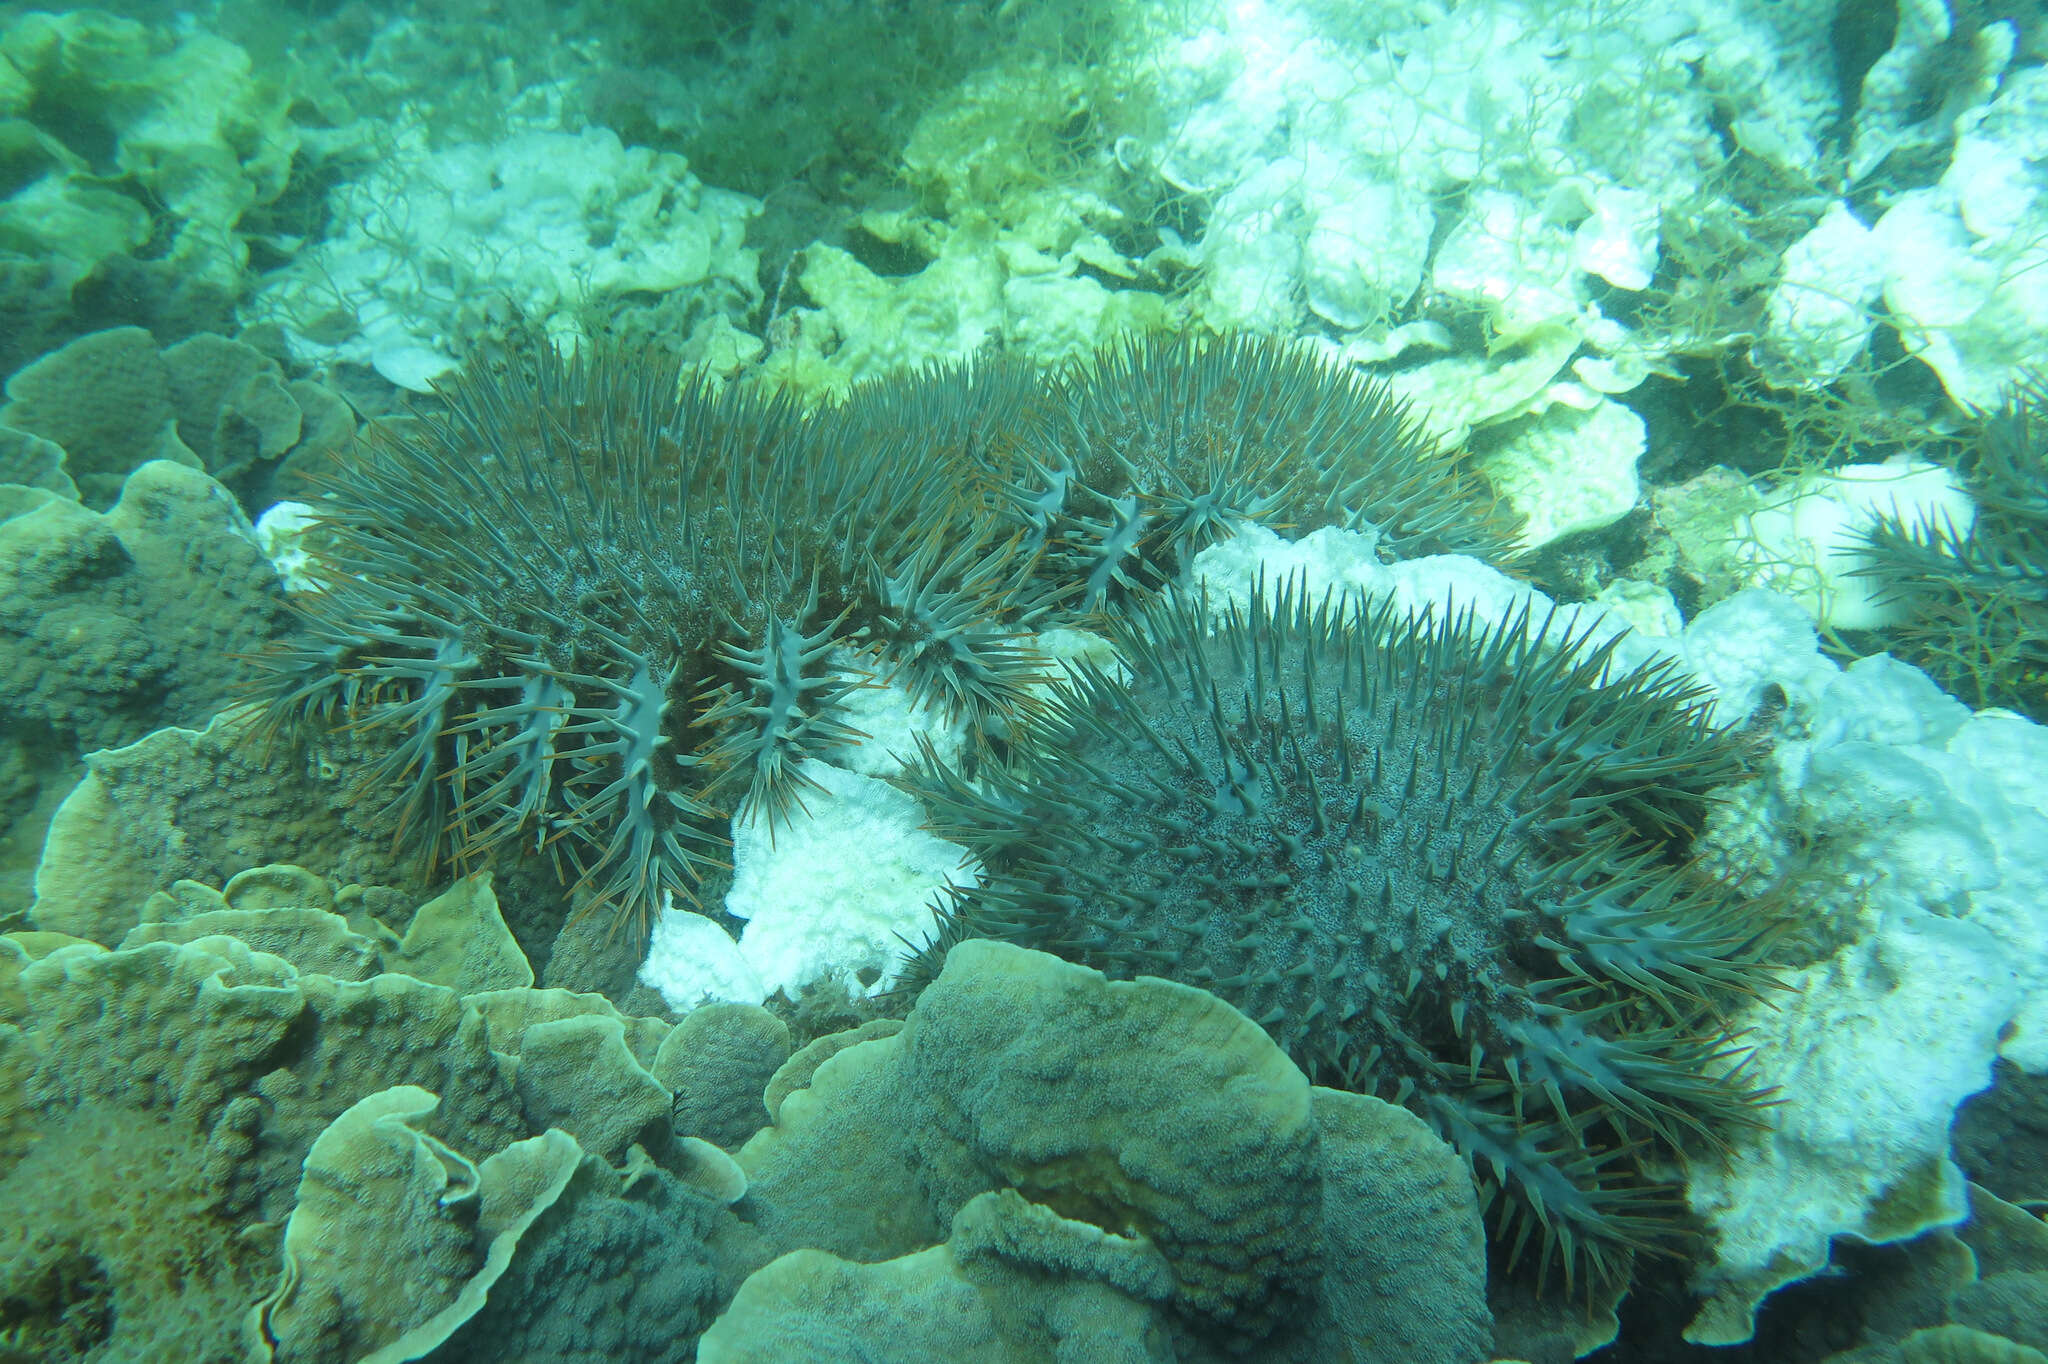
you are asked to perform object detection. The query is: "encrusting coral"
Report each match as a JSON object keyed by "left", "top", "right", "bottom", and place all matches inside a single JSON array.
[{"left": 906, "top": 580, "right": 1781, "bottom": 1294}]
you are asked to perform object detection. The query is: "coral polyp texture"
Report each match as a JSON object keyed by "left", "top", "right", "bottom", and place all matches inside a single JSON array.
[
  {"left": 256, "top": 344, "right": 1042, "bottom": 930},
  {"left": 907, "top": 583, "right": 1778, "bottom": 1291}
]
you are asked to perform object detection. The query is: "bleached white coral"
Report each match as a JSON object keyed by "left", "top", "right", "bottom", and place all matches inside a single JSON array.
[
  {"left": 250, "top": 122, "right": 760, "bottom": 390},
  {"left": 1752, "top": 203, "right": 1885, "bottom": 390},
  {"left": 1869, "top": 65, "right": 2048, "bottom": 407},
  {"left": 1477, "top": 389, "right": 1646, "bottom": 549},
  {"left": 1674, "top": 637, "right": 2048, "bottom": 1344},
  {"left": 639, "top": 761, "right": 975, "bottom": 1012},
  {"left": 1734, "top": 455, "right": 1978, "bottom": 631},
  {"left": 1849, "top": 0, "right": 2014, "bottom": 182},
  {"left": 1135, "top": 0, "right": 1728, "bottom": 342}
]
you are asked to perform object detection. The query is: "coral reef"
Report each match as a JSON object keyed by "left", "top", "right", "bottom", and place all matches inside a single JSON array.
[
  {"left": 1, "top": 866, "right": 1499, "bottom": 1362},
  {"left": 0, "top": 328, "right": 353, "bottom": 510},
  {"left": 1804, "top": 1185, "right": 2048, "bottom": 1364},
  {"left": 2, "top": 873, "right": 745, "bottom": 1361},
  {"left": 0, "top": 458, "right": 288, "bottom": 755},
  {"left": 1738, "top": 453, "right": 1978, "bottom": 632},
  {"left": 0, "top": 458, "right": 294, "bottom": 908},
  {"left": 248, "top": 125, "right": 762, "bottom": 392},
  {"left": 659, "top": 1002, "right": 792, "bottom": 1150},
  {"left": 245, "top": 1087, "right": 583, "bottom": 1363},
  {"left": 731, "top": 937, "right": 1495, "bottom": 1360},
  {"left": 26, "top": 707, "right": 431, "bottom": 944},
  {"left": 14, "top": 1, "right": 2048, "bottom": 1357},
  {"left": 591, "top": 0, "right": 1107, "bottom": 206},
  {"left": 432, "top": 1144, "right": 759, "bottom": 1364},
  {"left": 1861, "top": 62, "right": 2048, "bottom": 410},
  {"left": 1678, "top": 622, "right": 2048, "bottom": 1343},
  {"left": 0, "top": 10, "right": 298, "bottom": 378},
  {"left": 0, "top": 927, "right": 529, "bottom": 1360}
]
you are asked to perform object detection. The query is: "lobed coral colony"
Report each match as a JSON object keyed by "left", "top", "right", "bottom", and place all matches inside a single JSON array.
[{"left": 908, "top": 583, "right": 1778, "bottom": 1292}]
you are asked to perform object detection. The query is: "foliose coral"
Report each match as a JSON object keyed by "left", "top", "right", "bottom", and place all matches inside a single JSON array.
[
  {"left": 0, "top": 7, "right": 299, "bottom": 371},
  {"left": 0, "top": 460, "right": 291, "bottom": 759},
  {"left": 907, "top": 580, "right": 1779, "bottom": 1291},
  {"left": 0, "top": 327, "right": 354, "bottom": 509},
  {"left": 734, "top": 937, "right": 1496, "bottom": 1358}
]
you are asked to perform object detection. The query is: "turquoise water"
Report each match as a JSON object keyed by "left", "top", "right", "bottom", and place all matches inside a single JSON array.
[{"left": 2, "top": 2, "right": 2046, "bottom": 1361}]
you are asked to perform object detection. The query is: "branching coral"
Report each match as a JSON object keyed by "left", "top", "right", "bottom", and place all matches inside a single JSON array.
[{"left": 905, "top": 580, "right": 1780, "bottom": 1293}]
